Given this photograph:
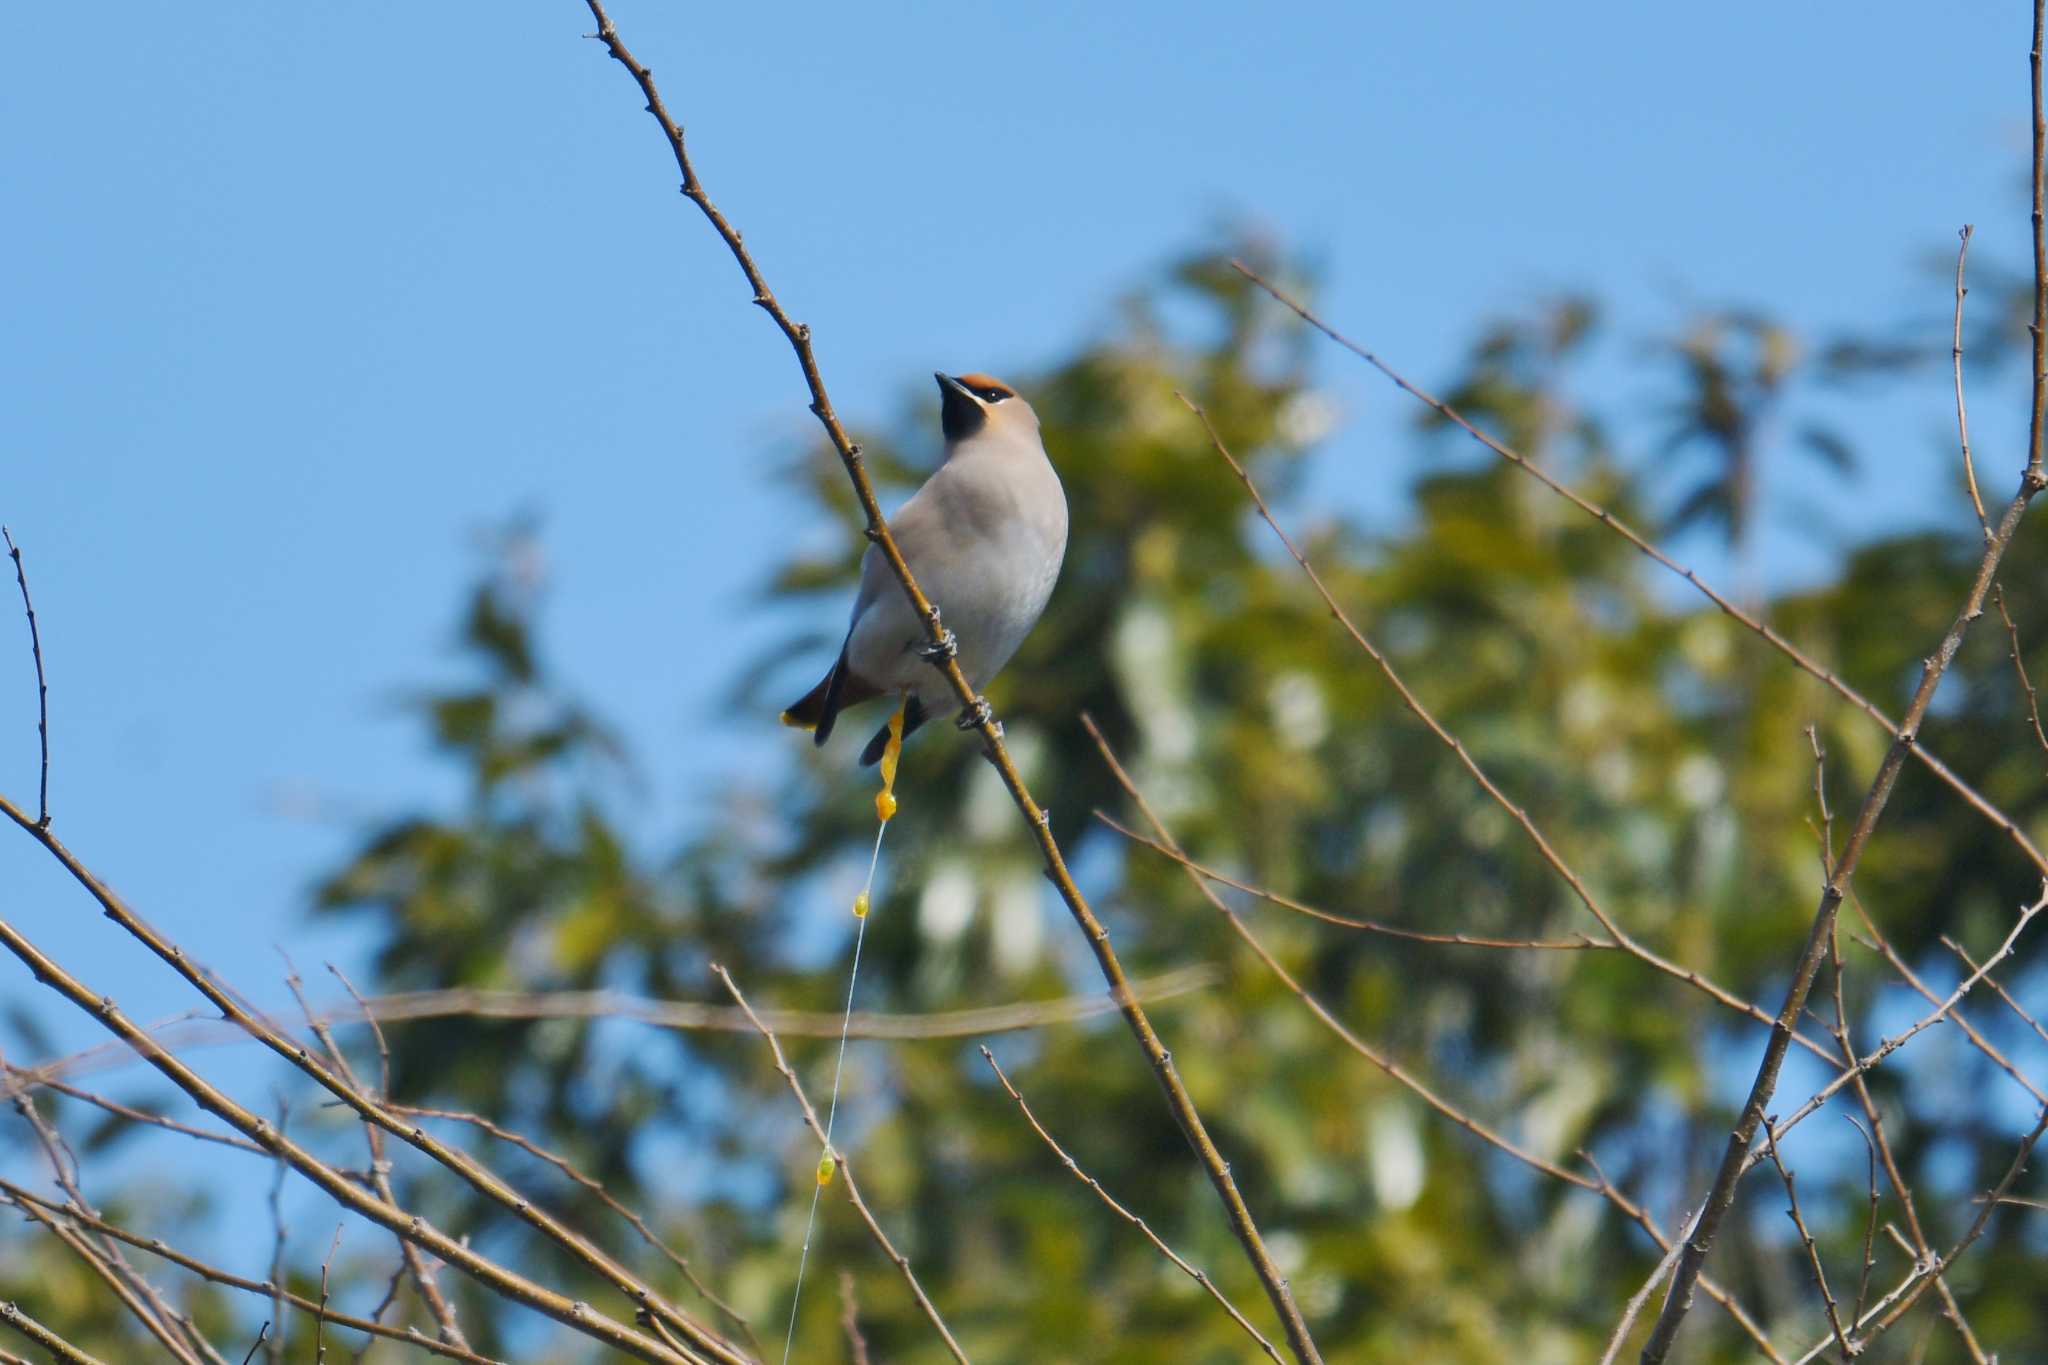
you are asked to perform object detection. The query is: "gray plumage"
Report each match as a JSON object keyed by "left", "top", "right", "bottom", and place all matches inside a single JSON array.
[{"left": 783, "top": 373, "right": 1067, "bottom": 763}]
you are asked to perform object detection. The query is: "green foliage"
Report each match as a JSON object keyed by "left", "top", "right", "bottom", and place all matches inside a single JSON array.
[{"left": 10, "top": 236, "right": 2048, "bottom": 1363}]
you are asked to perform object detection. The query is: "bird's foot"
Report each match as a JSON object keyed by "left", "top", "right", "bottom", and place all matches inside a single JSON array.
[
  {"left": 956, "top": 697, "right": 999, "bottom": 736},
  {"left": 917, "top": 627, "right": 959, "bottom": 663}
]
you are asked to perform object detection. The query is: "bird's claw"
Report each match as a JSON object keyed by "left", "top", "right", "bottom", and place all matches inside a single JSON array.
[
  {"left": 957, "top": 697, "right": 997, "bottom": 733},
  {"left": 918, "top": 628, "right": 959, "bottom": 663}
]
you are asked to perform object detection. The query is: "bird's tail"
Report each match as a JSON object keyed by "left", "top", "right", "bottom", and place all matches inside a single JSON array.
[{"left": 782, "top": 642, "right": 864, "bottom": 746}]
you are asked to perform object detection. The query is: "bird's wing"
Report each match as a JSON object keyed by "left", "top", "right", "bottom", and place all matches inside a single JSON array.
[{"left": 848, "top": 471, "right": 961, "bottom": 624}]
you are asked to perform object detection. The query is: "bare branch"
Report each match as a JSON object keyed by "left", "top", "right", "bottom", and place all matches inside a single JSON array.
[
  {"left": 1993, "top": 584, "right": 2048, "bottom": 764},
  {"left": 1942, "top": 931, "right": 2048, "bottom": 1047},
  {"left": 1761, "top": 1121, "right": 1850, "bottom": 1356},
  {"left": 1, "top": 528, "right": 49, "bottom": 828},
  {"left": 836, "top": 1272, "right": 869, "bottom": 1365},
  {"left": 1954, "top": 226, "right": 1990, "bottom": 538},
  {"left": 0, "top": 1300, "right": 106, "bottom": 1365},
  {"left": 1100, "top": 814, "right": 1606, "bottom": 951}
]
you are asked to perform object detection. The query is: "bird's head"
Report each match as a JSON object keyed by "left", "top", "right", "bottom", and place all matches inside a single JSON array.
[{"left": 936, "top": 372, "right": 1038, "bottom": 444}]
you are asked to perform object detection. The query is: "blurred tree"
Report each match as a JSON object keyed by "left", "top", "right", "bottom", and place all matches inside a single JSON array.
[{"left": 9, "top": 235, "right": 2048, "bottom": 1364}]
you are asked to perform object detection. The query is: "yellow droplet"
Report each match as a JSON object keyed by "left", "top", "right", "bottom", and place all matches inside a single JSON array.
[
  {"left": 816, "top": 1155, "right": 837, "bottom": 1186},
  {"left": 851, "top": 891, "right": 870, "bottom": 919},
  {"left": 874, "top": 697, "right": 907, "bottom": 822}
]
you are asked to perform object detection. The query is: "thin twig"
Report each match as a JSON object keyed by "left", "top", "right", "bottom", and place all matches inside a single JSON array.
[
  {"left": 577, "top": 6, "right": 1321, "bottom": 1357},
  {"left": 712, "top": 963, "right": 969, "bottom": 1365},
  {"left": 1955, "top": 226, "right": 1990, "bottom": 538},
  {"left": 1826, "top": 904, "right": 1982, "bottom": 1360},
  {"left": 1849, "top": 895, "right": 2045, "bottom": 1106},
  {"left": 836, "top": 1272, "right": 869, "bottom": 1365},
  {"left": 1761, "top": 1121, "right": 1850, "bottom": 1357},
  {"left": 1840, "top": 1117, "right": 1879, "bottom": 1334},
  {"left": 2033, "top": 0, "right": 2047, "bottom": 483},
  {"left": 0, "top": 1063, "right": 262, "bottom": 1154},
  {"left": 1942, "top": 931, "right": 2048, "bottom": 1048},
  {"left": 1994, "top": 584, "right": 2048, "bottom": 764},
  {"left": 288, "top": 961, "right": 469, "bottom": 1352},
  {"left": 1100, "top": 814, "right": 1606, "bottom": 950},
  {"left": 267, "top": 1099, "right": 290, "bottom": 1365},
  {"left": 1597, "top": 1236, "right": 1688, "bottom": 1365},
  {"left": 978, "top": 1047, "right": 1284, "bottom": 1363},
  {"left": 1231, "top": 261, "right": 2048, "bottom": 884},
  {"left": 1, "top": 528, "right": 48, "bottom": 828},
  {"left": 316, "top": 1225, "right": 344, "bottom": 1364}
]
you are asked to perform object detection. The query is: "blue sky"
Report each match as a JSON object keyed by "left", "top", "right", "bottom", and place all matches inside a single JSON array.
[{"left": 1, "top": 0, "right": 2038, "bottom": 1255}]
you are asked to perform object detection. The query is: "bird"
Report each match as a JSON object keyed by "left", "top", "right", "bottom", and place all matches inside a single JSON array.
[{"left": 782, "top": 372, "right": 1068, "bottom": 765}]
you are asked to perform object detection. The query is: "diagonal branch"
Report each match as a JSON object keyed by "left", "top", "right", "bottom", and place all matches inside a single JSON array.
[
  {"left": 1101, "top": 814, "right": 1607, "bottom": 951},
  {"left": 577, "top": 7, "right": 1321, "bottom": 1359},
  {"left": 0, "top": 1301, "right": 106, "bottom": 1365}
]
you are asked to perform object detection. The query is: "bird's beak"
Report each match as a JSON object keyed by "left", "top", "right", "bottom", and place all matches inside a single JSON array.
[{"left": 936, "top": 372, "right": 986, "bottom": 441}]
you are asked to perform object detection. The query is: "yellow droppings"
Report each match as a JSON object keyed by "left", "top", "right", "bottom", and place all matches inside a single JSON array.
[
  {"left": 816, "top": 1155, "right": 837, "bottom": 1186},
  {"left": 875, "top": 697, "right": 906, "bottom": 822},
  {"left": 852, "top": 891, "right": 870, "bottom": 919},
  {"left": 779, "top": 709, "right": 816, "bottom": 732}
]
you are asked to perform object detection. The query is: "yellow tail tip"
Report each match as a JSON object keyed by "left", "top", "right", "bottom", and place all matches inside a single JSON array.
[{"left": 779, "top": 710, "right": 816, "bottom": 732}]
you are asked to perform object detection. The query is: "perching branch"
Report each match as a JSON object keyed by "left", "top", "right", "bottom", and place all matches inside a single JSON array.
[{"left": 578, "top": 7, "right": 1323, "bottom": 1359}]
